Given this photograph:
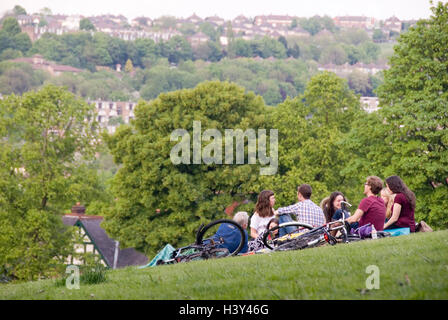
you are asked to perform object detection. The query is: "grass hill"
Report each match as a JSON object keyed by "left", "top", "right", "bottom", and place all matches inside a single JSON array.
[{"left": 1, "top": 230, "right": 447, "bottom": 300}]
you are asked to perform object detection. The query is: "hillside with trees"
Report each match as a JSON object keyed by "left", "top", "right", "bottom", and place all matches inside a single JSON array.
[{"left": 0, "top": 2, "right": 446, "bottom": 280}]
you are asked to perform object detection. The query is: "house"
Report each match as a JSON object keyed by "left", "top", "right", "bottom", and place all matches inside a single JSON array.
[
  {"left": 205, "top": 15, "right": 226, "bottom": 26},
  {"left": 16, "top": 14, "right": 33, "bottom": 26},
  {"left": 186, "top": 13, "right": 203, "bottom": 24},
  {"left": 88, "top": 99, "right": 136, "bottom": 133},
  {"left": 187, "top": 32, "right": 209, "bottom": 47},
  {"left": 232, "top": 15, "right": 251, "bottom": 25},
  {"left": 286, "top": 26, "right": 309, "bottom": 38},
  {"left": 62, "top": 15, "right": 82, "bottom": 31},
  {"left": 383, "top": 16, "right": 402, "bottom": 33},
  {"left": 333, "top": 16, "right": 376, "bottom": 29},
  {"left": 62, "top": 203, "right": 148, "bottom": 269},
  {"left": 254, "top": 15, "right": 294, "bottom": 27},
  {"left": 360, "top": 96, "right": 380, "bottom": 113}
]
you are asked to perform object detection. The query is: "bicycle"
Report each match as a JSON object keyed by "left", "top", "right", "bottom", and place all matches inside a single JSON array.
[
  {"left": 263, "top": 201, "right": 383, "bottom": 251},
  {"left": 157, "top": 218, "right": 246, "bottom": 265}
]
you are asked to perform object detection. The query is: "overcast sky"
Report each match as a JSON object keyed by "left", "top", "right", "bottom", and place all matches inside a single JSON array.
[{"left": 0, "top": 0, "right": 436, "bottom": 21}]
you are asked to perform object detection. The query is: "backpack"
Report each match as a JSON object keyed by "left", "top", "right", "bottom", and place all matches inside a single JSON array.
[{"left": 416, "top": 221, "right": 433, "bottom": 232}]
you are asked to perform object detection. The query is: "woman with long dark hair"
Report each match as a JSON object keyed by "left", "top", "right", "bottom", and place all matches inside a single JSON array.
[
  {"left": 322, "top": 191, "right": 346, "bottom": 223},
  {"left": 250, "top": 190, "right": 275, "bottom": 239},
  {"left": 383, "top": 176, "right": 416, "bottom": 232}
]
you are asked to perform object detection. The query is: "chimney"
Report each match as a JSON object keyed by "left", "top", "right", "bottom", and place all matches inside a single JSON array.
[{"left": 71, "top": 202, "right": 86, "bottom": 214}]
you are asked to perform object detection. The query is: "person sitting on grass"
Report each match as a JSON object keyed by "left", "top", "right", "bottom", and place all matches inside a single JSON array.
[
  {"left": 213, "top": 211, "right": 249, "bottom": 254},
  {"left": 346, "top": 176, "right": 386, "bottom": 231},
  {"left": 275, "top": 184, "right": 326, "bottom": 236},
  {"left": 383, "top": 175, "right": 416, "bottom": 232},
  {"left": 324, "top": 191, "right": 358, "bottom": 230},
  {"left": 250, "top": 190, "right": 276, "bottom": 239}
]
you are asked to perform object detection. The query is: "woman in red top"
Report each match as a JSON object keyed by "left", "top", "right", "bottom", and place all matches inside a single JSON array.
[{"left": 383, "top": 176, "right": 416, "bottom": 232}]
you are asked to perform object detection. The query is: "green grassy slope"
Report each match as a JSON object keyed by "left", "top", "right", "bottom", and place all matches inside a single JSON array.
[{"left": 1, "top": 230, "right": 447, "bottom": 300}]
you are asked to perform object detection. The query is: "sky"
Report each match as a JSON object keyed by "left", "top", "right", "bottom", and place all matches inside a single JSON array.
[{"left": 0, "top": 0, "right": 436, "bottom": 21}]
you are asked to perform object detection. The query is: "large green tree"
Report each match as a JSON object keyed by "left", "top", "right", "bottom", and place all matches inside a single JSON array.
[
  {"left": 343, "top": 1, "right": 448, "bottom": 228},
  {"left": 375, "top": 1, "right": 448, "bottom": 228},
  {"left": 103, "top": 81, "right": 270, "bottom": 255},
  {"left": 0, "top": 85, "right": 101, "bottom": 280},
  {"left": 257, "top": 72, "right": 363, "bottom": 207}
]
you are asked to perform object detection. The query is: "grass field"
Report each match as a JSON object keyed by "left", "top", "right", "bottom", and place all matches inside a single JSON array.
[{"left": 1, "top": 230, "right": 447, "bottom": 300}]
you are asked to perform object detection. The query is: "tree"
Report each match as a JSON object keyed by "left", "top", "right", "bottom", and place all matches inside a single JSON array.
[
  {"left": 39, "top": 7, "right": 52, "bottom": 16},
  {"left": 103, "top": 81, "right": 268, "bottom": 256},
  {"left": 372, "top": 29, "right": 387, "bottom": 43},
  {"left": 80, "top": 18, "right": 96, "bottom": 31},
  {"left": 300, "top": 17, "right": 323, "bottom": 36},
  {"left": 12, "top": 32, "right": 32, "bottom": 53},
  {"left": 1, "top": 17, "right": 21, "bottom": 36},
  {"left": 13, "top": 5, "right": 27, "bottom": 16},
  {"left": 0, "top": 85, "right": 101, "bottom": 280},
  {"left": 256, "top": 72, "right": 362, "bottom": 207},
  {"left": 347, "top": 70, "right": 373, "bottom": 96},
  {"left": 124, "top": 58, "right": 134, "bottom": 73},
  {"left": 375, "top": 1, "right": 448, "bottom": 228}
]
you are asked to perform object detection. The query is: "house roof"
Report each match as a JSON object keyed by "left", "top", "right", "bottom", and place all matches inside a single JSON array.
[{"left": 62, "top": 214, "right": 148, "bottom": 268}]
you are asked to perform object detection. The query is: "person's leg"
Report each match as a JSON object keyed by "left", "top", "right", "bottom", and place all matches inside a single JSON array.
[{"left": 277, "top": 214, "right": 297, "bottom": 237}]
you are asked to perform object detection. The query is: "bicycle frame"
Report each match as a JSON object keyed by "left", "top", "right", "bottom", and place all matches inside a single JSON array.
[{"left": 264, "top": 201, "right": 354, "bottom": 251}]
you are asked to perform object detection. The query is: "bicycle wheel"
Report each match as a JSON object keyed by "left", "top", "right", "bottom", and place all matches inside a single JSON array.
[
  {"left": 263, "top": 222, "right": 314, "bottom": 250},
  {"left": 195, "top": 219, "right": 246, "bottom": 256}
]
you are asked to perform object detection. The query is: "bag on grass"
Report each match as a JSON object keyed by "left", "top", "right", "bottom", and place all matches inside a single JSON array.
[
  {"left": 350, "top": 223, "right": 373, "bottom": 239},
  {"left": 416, "top": 221, "right": 433, "bottom": 232}
]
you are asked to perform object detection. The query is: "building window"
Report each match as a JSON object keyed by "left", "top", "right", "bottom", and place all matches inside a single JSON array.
[
  {"left": 98, "top": 102, "right": 102, "bottom": 109},
  {"left": 117, "top": 106, "right": 122, "bottom": 115},
  {"left": 109, "top": 103, "right": 114, "bottom": 110},
  {"left": 129, "top": 103, "right": 133, "bottom": 111},
  {"left": 98, "top": 116, "right": 102, "bottom": 123}
]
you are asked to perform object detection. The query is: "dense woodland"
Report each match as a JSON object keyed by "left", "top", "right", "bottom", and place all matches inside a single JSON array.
[{"left": 0, "top": 2, "right": 447, "bottom": 281}]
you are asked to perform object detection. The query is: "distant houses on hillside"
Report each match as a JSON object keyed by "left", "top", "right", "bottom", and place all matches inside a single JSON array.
[
  {"left": 12, "top": 11, "right": 414, "bottom": 46},
  {"left": 88, "top": 100, "right": 136, "bottom": 134}
]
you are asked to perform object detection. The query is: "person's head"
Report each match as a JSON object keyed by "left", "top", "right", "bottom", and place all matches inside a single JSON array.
[
  {"left": 385, "top": 175, "right": 416, "bottom": 210},
  {"left": 233, "top": 211, "right": 249, "bottom": 229},
  {"left": 380, "top": 188, "right": 394, "bottom": 219},
  {"left": 322, "top": 192, "right": 346, "bottom": 223},
  {"left": 297, "top": 184, "right": 312, "bottom": 201},
  {"left": 364, "top": 176, "right": 383, "bottom": 195},
  {"left": 255, "top": 190, "right": 275, "bottom": 218}
]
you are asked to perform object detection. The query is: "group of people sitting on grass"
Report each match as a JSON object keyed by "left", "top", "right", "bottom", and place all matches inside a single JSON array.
[{"left": 227, "top": 175, "right": 417, "bottom": 254}]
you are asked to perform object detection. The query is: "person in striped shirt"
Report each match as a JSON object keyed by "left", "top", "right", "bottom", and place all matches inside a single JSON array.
[{"left": 275, "top": 184, "right": 326, "bottom": 236}]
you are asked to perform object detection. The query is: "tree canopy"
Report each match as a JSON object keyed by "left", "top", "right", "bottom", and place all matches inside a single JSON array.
[
  {"left": 0, "top": 85, "right": 103, "bottom": 280},
  {"left": 343, "top": 1, "right": 448, "bottom": 228},
  {"left": 103, "top": 81, "right": 270, "bottom": 255}
]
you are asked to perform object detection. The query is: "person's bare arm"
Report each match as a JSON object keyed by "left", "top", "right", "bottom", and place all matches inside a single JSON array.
[
  {"left": 346, "top": 208, "right": 364, "bottom": 224},
  {"left": 250, "top": 227, "right": 258, "bottom": 239},
  {"left": 384, "top": 203, "right": 401, "bottom": 229}
]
